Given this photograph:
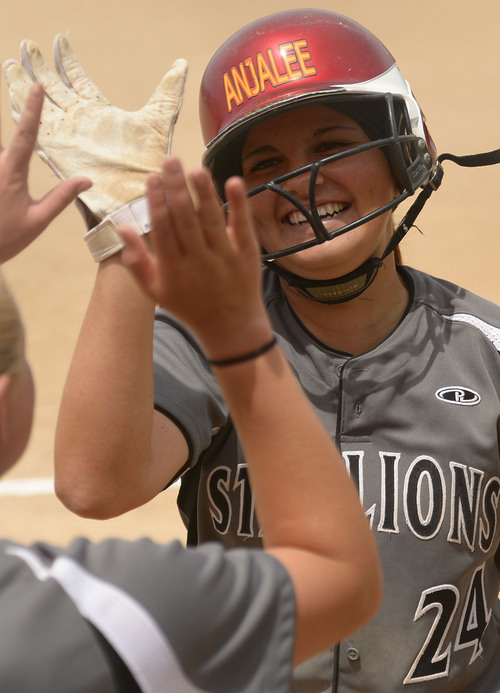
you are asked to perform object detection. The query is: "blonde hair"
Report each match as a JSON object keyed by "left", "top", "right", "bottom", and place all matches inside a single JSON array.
[{"left": 0, "top": 270, "right": 23, "bottom": 376}]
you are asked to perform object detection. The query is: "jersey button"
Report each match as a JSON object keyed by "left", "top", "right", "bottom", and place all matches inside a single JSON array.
[{"left": 347, "top": 647, "right": 360, "bottom": 661}]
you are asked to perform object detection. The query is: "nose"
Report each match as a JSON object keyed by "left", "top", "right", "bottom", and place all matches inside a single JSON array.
[{"left": 280, "top": 163, "right": 325, "bottom": 198}]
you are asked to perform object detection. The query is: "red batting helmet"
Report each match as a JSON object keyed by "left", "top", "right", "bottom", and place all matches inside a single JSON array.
[{"left": 200, "top": 9, "right": 436, "bottom": 208}]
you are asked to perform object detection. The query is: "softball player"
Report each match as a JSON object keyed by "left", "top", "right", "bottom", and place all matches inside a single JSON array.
[
  {"left": 9, "top": 9, "right": 500, "bottom": 693},
  {"left": 0, "top": 81, "right": 380, "bottom": 691}
]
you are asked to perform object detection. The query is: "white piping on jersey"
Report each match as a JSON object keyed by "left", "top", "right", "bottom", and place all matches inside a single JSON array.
[
  {"left": 6, "top": 545, "right": 208, "bottom": 693},
  {"left": 442, "top": 313, "right": 500, "bottom": 351}
]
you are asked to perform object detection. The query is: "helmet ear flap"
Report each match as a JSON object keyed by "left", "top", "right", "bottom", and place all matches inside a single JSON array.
[
  {"left": 361, "top": 94, "right": 435, "bottom": 194},
  {"left": 382, "top": 96, "right": 420, "bottom": 192},
  {"left": 326, "top": 97, "right": 407, "bottom": 189}
]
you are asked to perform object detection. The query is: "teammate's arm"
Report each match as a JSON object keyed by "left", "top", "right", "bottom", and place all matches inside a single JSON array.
[{"left": 120, "top": 158, "right": 383, "bottom": 663}]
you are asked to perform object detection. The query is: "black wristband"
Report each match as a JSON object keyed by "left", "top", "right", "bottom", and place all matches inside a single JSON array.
[{"left": 207, "top": 337, "right": 277, "bottom": 367}]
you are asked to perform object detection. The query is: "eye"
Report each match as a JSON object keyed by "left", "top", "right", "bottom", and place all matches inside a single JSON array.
[
  {"left": 315, "top": 139, "right": 353, "bottom": 154},
  {"left": 243, "top": 155, "right": 283, "bottom": 176}
]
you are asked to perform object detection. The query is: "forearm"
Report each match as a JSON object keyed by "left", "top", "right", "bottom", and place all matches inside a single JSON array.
[{"left": 54, "top": 256, "right": 160, "bottom": 517}]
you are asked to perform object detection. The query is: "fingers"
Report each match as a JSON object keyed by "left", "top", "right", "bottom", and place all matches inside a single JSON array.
[
  {"left": 125, "top": 164, "right": 218, "bottom": 295},
  {"left": 128, "top": 157, "right": 257, "bottom": 283},
  {"left": 151, "top": 157, "right": 251, "bottom": 262},
  {"left": 146, "top": 59, "right": 188, "bottom": 153},
  {"left": 154, "top": 157, "right": 202, "bottom": 256},
  {"left": 0, "top": 174, "right": 92, "bottom": 262},
  {"left": 53, "top": 35, "right": 109, "bottom": 104},
  {"left": 189, "top": 167, "right": 236, "bottom": 252},
  {"left": 3, "top": 82, "right": 43, "bottom": 172},
  {"left": 3, "top": 59, "right": 33, "bottom": 122},
  {"left": 121, "top": 160, "right": 224, "bottom": 303},
  {"left": 21, "top": 39, "right": 76, "bottom": 110},
  {"left": 224, "top": 176, "right": 260, "bottom": 256},
  {"left": 35, "top": 177, "right": 92, "bottom": 227},
  {"left": 119, "top": 158, "right": 265, "bottom": 339},
  {"left": 6, "top": 37, "right": 108, "bottom": 115},
  {"left": 0, "top": 78, "right": 42, "bottom": 171},
  {"left": 147, "top": 58, "right": 188, "bottom": 111},
  {"left": 145, "top": 171, "right": 180, "bottom": 261},
  {"left": 2, "top": 81, "right": 92, "bottom": 208}
]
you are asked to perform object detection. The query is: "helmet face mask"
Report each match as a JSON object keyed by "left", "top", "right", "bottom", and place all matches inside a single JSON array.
[{"left": 201, "top": 9, "right": 437, "bottom": 262}]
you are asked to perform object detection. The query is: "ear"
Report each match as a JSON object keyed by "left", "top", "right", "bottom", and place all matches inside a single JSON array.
[{"left": 0, "top": 373, "right": 12, "bottom": 444}]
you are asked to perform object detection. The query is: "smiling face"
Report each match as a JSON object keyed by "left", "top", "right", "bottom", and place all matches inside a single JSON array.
[{"left": 241, "top": 105, "right": 398, "bottom": 280}]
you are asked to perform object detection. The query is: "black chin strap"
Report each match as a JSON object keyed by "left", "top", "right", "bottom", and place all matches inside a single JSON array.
[
  {"left": 438, "top": 149, "right": 500, "bottom": 167},
  {"left": 266, "top": 148, "right": 500, "bottom": 305},
  {"left": 267, "top": 255, "right": 384, "bottom": 304}
]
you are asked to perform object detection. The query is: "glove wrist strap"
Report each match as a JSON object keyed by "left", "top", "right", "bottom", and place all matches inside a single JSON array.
[{"left": 84, "top": 197, "right": 151, "bottom": 262}]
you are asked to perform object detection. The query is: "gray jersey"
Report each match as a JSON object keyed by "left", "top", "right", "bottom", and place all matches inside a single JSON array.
[
  {"left": 0, "top": 538, "right": 294, "bottom": 692},
  {"left": 154, "top": 265, "right": 500, "bottom": 693}
]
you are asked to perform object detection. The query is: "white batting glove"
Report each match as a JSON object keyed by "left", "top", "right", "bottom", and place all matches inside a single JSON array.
[{"left": 3, "top": 35, "right": 188, "bottom": 261}]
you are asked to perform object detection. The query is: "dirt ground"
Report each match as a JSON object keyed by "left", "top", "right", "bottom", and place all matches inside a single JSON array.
[{"left": 0, "top": 0, "right": 499, "bottom": 547}]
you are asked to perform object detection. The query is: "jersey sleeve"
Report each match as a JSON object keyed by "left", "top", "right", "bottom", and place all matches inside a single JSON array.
[
  {"left": 152, "top": 271, "right": 287, "bottom": 468},
  {"left": 0, "top": 538, "right": 296, "bottom": 693},
  {"left": 153, "top": 310, "right": 230, "bottom": 465}
]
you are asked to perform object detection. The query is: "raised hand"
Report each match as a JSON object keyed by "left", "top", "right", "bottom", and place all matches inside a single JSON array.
[
  {"left": 0, "top": 82, "right": 91, "bottom": 262},
  {"left": 119, "top": 156, "right": 273, "bottom": 362},
  {"left": 3, "top": 36, "right": 188, "bottom": 261}
]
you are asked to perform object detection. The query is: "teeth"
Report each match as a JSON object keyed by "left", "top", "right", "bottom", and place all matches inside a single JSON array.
[
  {"left": 287, "top": 203, "right": 346, "bottom": 226},
  {"left": 319, "top": 202, "right": 345, "bottom": 217},
  {"left": 288, "top": 210, "right": 307, "bottom": 225}
]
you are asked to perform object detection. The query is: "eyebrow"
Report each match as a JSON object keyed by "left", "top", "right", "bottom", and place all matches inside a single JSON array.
[
  {"left": 242, "top": 124, "right": 359, "bottom": 163},
  {"left": 242, "top": 144, "right": 276, "bottom": 163}
]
